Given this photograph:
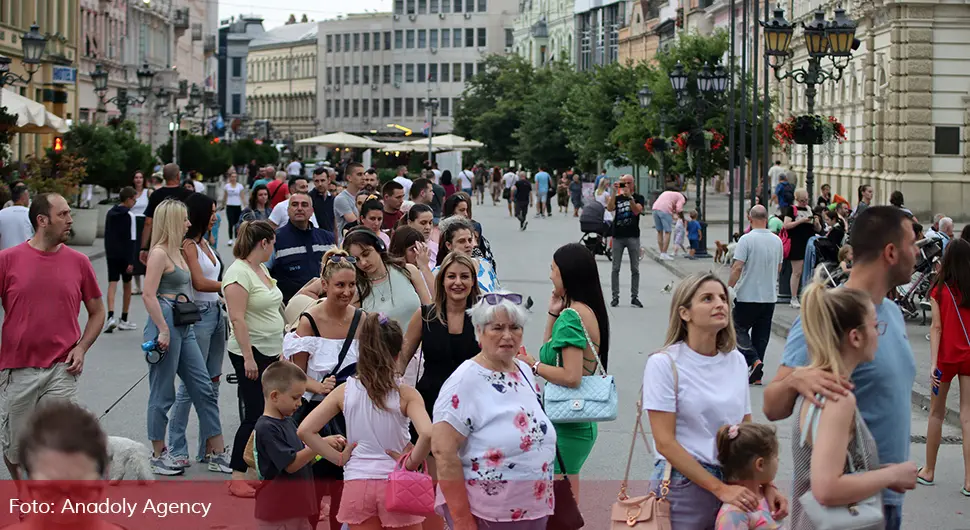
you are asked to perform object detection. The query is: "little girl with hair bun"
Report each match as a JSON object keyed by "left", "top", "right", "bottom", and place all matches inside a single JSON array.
[{"left": 714, "top": 423, "right": 783, "bottom": 529}]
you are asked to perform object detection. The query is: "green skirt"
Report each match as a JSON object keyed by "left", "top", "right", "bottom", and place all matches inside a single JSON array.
[{"left": 553, "top": 421, "right": 598, "bottom": 475}]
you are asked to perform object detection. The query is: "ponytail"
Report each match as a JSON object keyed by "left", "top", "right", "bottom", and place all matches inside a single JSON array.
[
  {"left": 800, "top": 268, "right": 871, "bottom": 375},
  {"left": 233, "top": 220, "right": 275, "bottom": 259}
]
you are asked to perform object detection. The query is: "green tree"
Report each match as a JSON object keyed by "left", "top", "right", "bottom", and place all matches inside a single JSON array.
[
  {"left": 62, "top": 122, "right": 152, "bottom": 195},
  {"left": 561, "top": 62, "right": 640, "bottom": 169},
  {"left": 512, "top": 61, "right": 577, "bottom": 171},
  {"left": 231, "top": 138, "right": 280, "bottom": 167}
]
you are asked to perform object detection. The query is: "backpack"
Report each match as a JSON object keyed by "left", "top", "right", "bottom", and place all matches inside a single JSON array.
[
  {"left": 779, "top": 204, "right": 798, "bottom": 259},
  {"left": 779, "top": 182, "right": 795, "bottom": 206}
]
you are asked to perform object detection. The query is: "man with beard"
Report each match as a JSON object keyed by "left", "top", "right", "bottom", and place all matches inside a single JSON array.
[
  {"left": 0, "top": 193, "right": 105, "bottom": 480},
  {"left": 362, "top": 168, "right": 380, "bottom": 194},
  {"left": 381, "top": 180, "right": 406, "bottom": 230},
  {"left": 271, "top": 192, "right": 336, "bottom": 303},
  {"left": 310, "top": 167, "right": 335, "bottom": 233}
]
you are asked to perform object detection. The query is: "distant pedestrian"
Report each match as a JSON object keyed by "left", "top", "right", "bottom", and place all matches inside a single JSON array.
[
  {"left": 557, "top": 175, "right": 569, "bottom": 214},
  {"left": 490, "top": 167, "right": 503, "bottom": 205},
  {"left": 816, "top": 183, "right": 832, "bottom": 209},
  {"left": 773, "top": 173, "right": 795, "bottom": 209},
  {"left": 849, "top": 184, "right": 873, "bottom": 231},
  {"left": 594, "top": 169, "right": 609, "bottom": 189},
  {"left": 767, "top": 160, "right": 787, "bottom": 191},
  {"left": 512, "top": 171, "right": 533, "bottom": 231},
  {"left": 140, "top": 163, "right": 192, "bottom": 266},
  {"left": 392, "top": 165, "right": 412, "bottom": 197},
  {"left": 607, "top": 175, "right": 645, "bottom": 308},
  {"left": 0, "top": 192, "right": 106, "bottom": 481},
  {"left": 223, "top": 167, "right": 245, "bottom": 246},
  {"left": 310, "top": 167, "right": 336, "bottom": 233},
  {"left": 782, "top": 188, "right": 821, "bottom": 307},
  {"left": 267, "top": 171, "right": 291, "bottom": 209},
  {"left": 671, "top": 212, "right": 688, "bottom": 257},
  {"left": 568, "top": 173, "right": 583, "bottom": 217},
  {"left": 729, "top": 206, "right": 783, "bottom": 384},
  {"left": 687, "top": 211, "right": 702, "bottom": 259},
  {"left": 0, "top": 182, "right": 32, "bottom": 250},
  {"left": 503, "top": 168, "right": 517, "bottom": 217},
  {"left": 534, "top": 166, "right": 552, "bottom": 218},
  {"left": 651, "top": 189, "right": 685, "bottom": 260},
  {"left": 103, "top": 186, "right": 139, "bottom": 333},
  {"left": 334, "top": 162, "right": 364, "bottom": 242},
  {"left": 890, "top": 190, "right": 916, "bottom": 220},
  {"left": 457, "top": 165, "right": 475, "bottom": 195}
]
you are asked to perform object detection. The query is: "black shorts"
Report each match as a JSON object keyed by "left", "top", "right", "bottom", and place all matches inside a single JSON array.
[{"left": 107, "top": 258, "right": 133, "bottom": 283}]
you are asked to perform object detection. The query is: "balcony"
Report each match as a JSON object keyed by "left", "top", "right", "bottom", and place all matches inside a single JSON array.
[
  {"left": 204, "top": 35, "right": 216, "bottom": 56},
  {"left": 173, "top": 8, "right": 190, "bottom": 33},
  {"left": 191, "top": 23, "right": 203, "bottom": 41},
  {"left": 530, "top": 19, "right": 549, "bottom": 39}
]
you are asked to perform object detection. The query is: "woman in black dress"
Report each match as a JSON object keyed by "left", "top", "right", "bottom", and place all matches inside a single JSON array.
[{"left": 782, "top": 187, "right": 821, "bottom": 307}]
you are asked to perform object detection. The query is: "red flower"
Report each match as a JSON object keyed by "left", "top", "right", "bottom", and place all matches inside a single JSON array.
[
  {"left": 519, "top": 435, "right": 533, "bottom": 452},
  {"left": 451, "top": 394, "right": 460, "bottom": 409},
  {"left": 510, "top": 508, "right": 525, "bottom": 520},
  {"left": 513, "top": 412, "right": 529, "bottom": 432},
  {"left": 547, "top": 495, "right": 555, "bottom": 508},
  {"left": 485, "top": 448, "right": 505, "bottom": 467},
  {"left": 509, "top": 370, "right": 521, "bottom": 382},
  {"left": 471, "top": 461, "right": 480, "bottom": 472},
  {"left": 467, "top": 479, "right": 477, "bottom": 486},
  {"left": 533, "top": 480, "right": 547, "bottom": 499},
  {"left": 542, "top": 462, "right": 549, "bottom": 473}
]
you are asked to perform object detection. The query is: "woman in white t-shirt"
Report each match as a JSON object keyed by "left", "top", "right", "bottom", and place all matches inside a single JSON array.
[
  {"left": 641, "top": 272, "right": 787, "bottom": 528},
  {"left": 222, "top": 167, "right": 246, "bottom": 246}
]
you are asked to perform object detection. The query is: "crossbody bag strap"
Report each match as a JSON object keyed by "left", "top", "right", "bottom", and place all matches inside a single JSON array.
[
  {"left": 945, "top": 284, "right": 970, "bottom": 346},
  {"left": 327, "top": 308, "right": 362, "bottom": 379},
  {"left": 800, "top": 395, "right": 863, "bottom": 473},
  {"left": 558, "top": 307, "right": 606, "bottom": 375}
]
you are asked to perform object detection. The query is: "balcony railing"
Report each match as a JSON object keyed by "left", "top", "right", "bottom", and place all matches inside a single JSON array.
[
  {"left": 191, "top": 23, "right": 203, "bottom": 41},
  {"left": 204, "top": 35, "right": 216, "bottom": 55},
  {"left": 173, "top": 8, "right": 190, "bottom": 31}
]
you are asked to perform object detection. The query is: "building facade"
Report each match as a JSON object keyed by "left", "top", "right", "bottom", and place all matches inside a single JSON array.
[
  {"left": 617, "top": 0, "right": 677, "bottom": 64},
  {"left": 0, "top": 1, "right": 78, "bottom": 159},
  {"left": 318, "top": 0, "right": 517, "bottom": 139},
  {"left": 246, "top": 21, "right": 318, "bottom": 157},
  {"left": 512, "top": 0, "right": 576, "bottom": 66},
  {"left": 574, "top": 0, "right": 631, "bottom": 71},
  {"left": 780, "top": 0, "right": 970, "bottom": 220},
  {"left": 218, "top": 15, "right": 265, "bottom": 138}
]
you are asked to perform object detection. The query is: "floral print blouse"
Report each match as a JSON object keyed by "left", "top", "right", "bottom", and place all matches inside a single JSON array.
[
  {"left": 715, "top": 498, "right": 779, "bottom": 530},
  {"left": 432, "top": 358, "right": 557, "bottom": 522}
]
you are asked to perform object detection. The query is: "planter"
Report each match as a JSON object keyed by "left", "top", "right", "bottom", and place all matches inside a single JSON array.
[
  {"left": 793, "top": 115, "right": 824, "bottom": 145},
  {"left": 688, "top": 131, "right": 708, "bottom": 150},
  {"left": 651, "top": 138, "right": 668, "bottom": 151},
  {"left": 96, "top": 203, "right": 113, "bottom": 238},
  {"left": 69, "top": 208, "right": 98, "bottom": 246}
]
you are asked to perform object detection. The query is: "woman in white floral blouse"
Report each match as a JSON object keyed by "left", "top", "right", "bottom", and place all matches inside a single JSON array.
[{"left": 431, "top": 292, "right": 556, "bottom": 530}]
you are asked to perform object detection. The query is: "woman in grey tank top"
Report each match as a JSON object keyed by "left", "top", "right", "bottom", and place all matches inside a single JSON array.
[
  {"left": 790, "top": 278, "right": 917, "bottom": 528},
  {"left": 142, "top": 199, "right": 231, "bottom": 477}
]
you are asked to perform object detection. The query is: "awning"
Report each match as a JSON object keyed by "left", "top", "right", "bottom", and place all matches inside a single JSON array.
[{"left": 1, "top": 89, "right": 68, "bottom": 134}]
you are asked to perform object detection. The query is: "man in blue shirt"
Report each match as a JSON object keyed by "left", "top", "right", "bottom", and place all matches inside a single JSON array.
[
  {"left": 774, "top": 173, "right": 795, "bottom": 208},
  {"left": 272, "top": 192, "right": 336, "bottom": 303},
  {"left": 763, "top": 206, "right": 919, "bottom": 529},
  {"left": 534, "top": 167, "right": 552, "bottom": 219}
]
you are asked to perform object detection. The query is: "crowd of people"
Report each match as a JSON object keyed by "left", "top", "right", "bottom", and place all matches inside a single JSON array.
[{"left": 1, "top": 154, "right": 969, "bottom": 530}]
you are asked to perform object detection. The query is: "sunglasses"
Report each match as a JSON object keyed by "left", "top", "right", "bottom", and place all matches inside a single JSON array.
[
  {"left": 328, "top": 255, "right": 358, "bottom": 264},
  {"left": 482, "top": 293, "right": 524, "bottom": 306}
]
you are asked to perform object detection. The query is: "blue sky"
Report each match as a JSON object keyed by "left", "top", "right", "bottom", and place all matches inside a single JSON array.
[{"left": 218, "top": 0, "right": 391, "bottom": 30}]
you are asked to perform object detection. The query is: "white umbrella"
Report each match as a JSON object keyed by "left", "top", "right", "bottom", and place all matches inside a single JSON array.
[
  {"left": 295, "top": 131, "right": 385, "bottom": 149},
  {"left": 398, "top": 133, "right": 484, "bottom": 151},
  {"left": 2, "top": 88, "right": 46, "bottom": 131}
]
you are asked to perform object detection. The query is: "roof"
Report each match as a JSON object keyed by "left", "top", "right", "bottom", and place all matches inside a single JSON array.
[{"left": 249, "top": 21, "right": 318, "bottom": 49}]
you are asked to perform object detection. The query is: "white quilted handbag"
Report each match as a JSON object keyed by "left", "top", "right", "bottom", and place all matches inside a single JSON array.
[{"left": 543, "top": 308, "right": 618, "bottom": 423}]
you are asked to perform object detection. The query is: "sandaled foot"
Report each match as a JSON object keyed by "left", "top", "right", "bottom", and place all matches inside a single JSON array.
[
  {"left": 961, "top": 487, "right": 970, "bottom": 497},
  {"left": 916, "top": 467, "right": 935, "bottom": 486}
]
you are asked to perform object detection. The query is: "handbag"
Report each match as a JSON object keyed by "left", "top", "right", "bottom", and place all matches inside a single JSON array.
[
  {"left": 502, "top": 188, "right": 510, "bottom": 200},
  {"left": 609, "top": 350, "right": 676, "bottom": 530},
  {"left": 797, "top": 398, "right": 884, "bottom": 530},
  {"left": 543, "top": 308, "right": 618, "bottom": 423},
  {"left": 171, "top": 293, "right": 201, "bottom": 327},
  {"left": 384, "top": 451, "right": 435, "bottom": 515}
]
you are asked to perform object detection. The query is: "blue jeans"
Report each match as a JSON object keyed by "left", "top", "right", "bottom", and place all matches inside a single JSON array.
[
  {"left": 884, "top": 504, "right": 902, "bottom": 530},
  {"left": 649, "top": 460, "right": 723, "bottom": 529},
  {"left": 168, "top": 300, "right": 226, "bottom": 460},
  {"left": 144, "top": 299, "right": 222, "bottom": 444}
]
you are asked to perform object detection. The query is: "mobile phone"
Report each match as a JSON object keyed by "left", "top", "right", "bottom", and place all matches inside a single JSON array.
[{"left": 618, "top": 183, "right": 627, "bottom": 189}]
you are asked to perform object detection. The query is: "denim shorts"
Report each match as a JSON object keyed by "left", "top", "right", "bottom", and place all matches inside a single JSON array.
[
  {"left": 653, "top": 211, "right": 674, "bottom": 233},
  {"left": 649, "top": 460, "right": 723, "bottom": 529}
]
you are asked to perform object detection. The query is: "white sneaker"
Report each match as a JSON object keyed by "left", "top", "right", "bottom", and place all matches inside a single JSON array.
[
  {"left": 206, "top": 449, "right": 233, "bottom": 474},
  {"left": 661, "top": 253, "right": 675, "bottom": 261},
  {"left": 227, "top": 239, "right": 234, "bottom": 247},
  {"left": 790, "top": 299, "right": 801, "bottom": 309},
  {"left": 117, "top": 320, "right": 138, "bottom": 331},
  {"left": 103, "top": 317, "right": 117, "bottom": 334},
  {"left": 170, "top": 454, "right": 192, "bottom": 468},
  {"left": 151, "top": 450, "right": 185, "bottom": 476}
]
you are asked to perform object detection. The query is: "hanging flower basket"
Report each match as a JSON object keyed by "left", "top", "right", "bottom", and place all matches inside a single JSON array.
[
  {"left": 644, "top": 137, "right": 668, "bottom": 164},
  {"left": 775, "top": 115, "right": 847, "bottom": 154},
  {"left": 672, "top": 129, "right": 725, "bottom": 170}
]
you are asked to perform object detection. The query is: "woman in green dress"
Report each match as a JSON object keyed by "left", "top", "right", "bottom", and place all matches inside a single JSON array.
[{"left": 516, "top": 243, "right": 611, "bottom": 496}]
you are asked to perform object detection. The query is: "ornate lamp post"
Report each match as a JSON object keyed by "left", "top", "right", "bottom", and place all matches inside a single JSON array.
[
  {"left": 91, "top": 63, "right": 155, "bottom": 122},
  {"left": 669, "top": 61, "right": 728, "bottom": 257},
  {"left": 421, "top": 97, "right": 439, "bottom": 164},
  {"left": 637, "top": 85, "right": 667, "bottom": 192},
  {"left": 762, "top": 4, "right": 857, "bottom": 203},
  {"left": 0, "top": 24, "right": 48, "bottom": 107}
]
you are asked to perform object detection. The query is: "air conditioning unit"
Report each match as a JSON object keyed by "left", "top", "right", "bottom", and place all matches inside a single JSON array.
[
  {"left": 363, "top": 117, "right": 370, "bottom": 123},
  {"left": 393, "top": 14, "right": 400, "bottom": 20},
  {"left": 371, "top": 84, "right": 378, "bottom": 90},
  {"left": 393, "top": 82, "right": 401, "bottom": 88},
  {"left": 438, "top": 12, "right": 445, "bottom": 19},
  {"left": 478, "top": 46, "right": 488, "bottom": 54},
  {"left": 334, "top": 85, "right": 340, "bottom": 92},
  {"left": 325, "top": 87, "right": 331, "bottom": 92},
  {"left": 431, "top": 47, "right": 438, "bottom": 54},
  {"left": 464, "top": 13, "right": 471, "bottom": 19},
  {"left": 504, "top": 46, "right": 512, "bottom": 53},
  {"left": 409, "top": 14, "right": 417, "bottom": 21}
]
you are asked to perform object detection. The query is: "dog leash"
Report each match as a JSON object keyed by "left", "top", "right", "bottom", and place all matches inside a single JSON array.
[{"left": 100, "top": 372, "right": 148, "bottom": 420}]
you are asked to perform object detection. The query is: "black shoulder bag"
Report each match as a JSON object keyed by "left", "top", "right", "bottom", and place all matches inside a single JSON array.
[{"left": 172, "top": 293, "right": 201, "bottom": 327}]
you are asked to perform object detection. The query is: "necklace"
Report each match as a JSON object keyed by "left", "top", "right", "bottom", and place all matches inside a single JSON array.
[{"left": 372, "top": 272, "right": 394, "bottom": 303}]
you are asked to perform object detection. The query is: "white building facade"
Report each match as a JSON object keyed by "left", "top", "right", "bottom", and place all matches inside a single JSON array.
[
  {"left": 574, "top": 0, "right": 631, "bottom": 71},
  {"left": 511, "top": 0, "right": 576, "bottom": 66},
  {"left": 318, "top": 0, "right": 517, "bottom": 137}
]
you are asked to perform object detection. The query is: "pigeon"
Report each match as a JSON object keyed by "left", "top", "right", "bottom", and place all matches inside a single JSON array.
[{"left": 660, "top": 281, "right": 674, "bottom": 294}]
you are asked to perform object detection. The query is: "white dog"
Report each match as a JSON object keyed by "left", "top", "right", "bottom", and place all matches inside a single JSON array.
[{"left": 107, "top": 436, "right": 153, "bottom": 484}]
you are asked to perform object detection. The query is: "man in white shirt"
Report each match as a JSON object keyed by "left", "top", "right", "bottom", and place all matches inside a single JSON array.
[
  {"left": 502, "top": 168, "right": 517, "bottom": 217},
  {"left": 767, "top": 161, "right": 787, "bottom": 193},
  {"left": 457, "top": 165, "right": 475, "bottom": 194},
  {"left": 286, "top": 157, "right": 303, "bottom": 177},
  {"left": 729, "top": 205, "right": 784, "bottom": 384},
  {"left": 431, "top": 162, "right": 442, "bottom": 184},
  {"left": 269, "top": 176, "right": 319, "bottom": 229},
  {"left": 0, "top": 183, "right": 33, "bottom": 250},
  {"left": 392, "top": 165, "right": 412, "bottom": 198}
]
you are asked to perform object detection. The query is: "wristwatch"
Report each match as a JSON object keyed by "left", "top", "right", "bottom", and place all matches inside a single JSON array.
[{"left": 531, "top": 360, "right": 541, "bottom": 376}]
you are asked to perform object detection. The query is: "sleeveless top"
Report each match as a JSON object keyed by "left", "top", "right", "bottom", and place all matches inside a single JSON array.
[
  {"left": 131, "top": 188, "right": 149, "bottom": 217},
  {"left": 191, "top": 239, "right": 221, "bottom": 302},
  {"left": 343, "top": 377, "right": 410, "bottom": 481},
  {"left": 158, "top": 261, "right": 191, "bottom": 296},
  {"left": 791, "top": 394, "right": 881, "bottom": 529},
  {"left": 281, "top": 311, "right": 360, "bottom": 401},
  {"left": 361, "top": 266, "right": 420, "bottom": 335},
  {"left": 414, "top": 304, "right": 479, "bottom": 417}
]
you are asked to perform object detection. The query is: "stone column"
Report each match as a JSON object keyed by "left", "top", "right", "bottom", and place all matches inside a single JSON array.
[
  {"left": 894, "top": 5, "right": 934, "bottom": 212},
  {"left": 862, "top": 32, "right": 875, "bottom": 175}
]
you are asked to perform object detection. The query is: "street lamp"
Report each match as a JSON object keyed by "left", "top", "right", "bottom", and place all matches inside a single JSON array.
[
  {"left": 638, "top": 84, "right": 667, "bottom": 190},
  {"left": 762, "top": 4, "right": 857, "bottom": 203},
  {"left": 91, "top": 63, "right": 156, "bottom": 122},
  {"left": 0, "top": 24, "right": 48, "bottom": 107},
  {"left": 421, "top": 97, "right": 439, "bottom": 164},
  {"left": 669, "top": 61, "right": 728, "bottom": 257}
]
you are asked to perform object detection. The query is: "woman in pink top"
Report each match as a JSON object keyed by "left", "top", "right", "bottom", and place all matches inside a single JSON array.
[{"left": 652, "top": 191, "right": 686, "bottom": 260}]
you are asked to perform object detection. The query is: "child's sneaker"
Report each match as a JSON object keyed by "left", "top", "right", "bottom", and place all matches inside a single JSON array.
[
  {"left": 103, "top": 317, "right": 117, "bottom": 334},
  {"left": 117, "top": 320, "right": 138, "bottom": 331}
]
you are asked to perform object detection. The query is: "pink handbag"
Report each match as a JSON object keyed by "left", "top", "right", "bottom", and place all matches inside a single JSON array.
[{"left": 385, "top": 451, "right": 435, "bottom": 515}]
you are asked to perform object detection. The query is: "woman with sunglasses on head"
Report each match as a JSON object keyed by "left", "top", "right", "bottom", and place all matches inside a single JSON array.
[
  {"left": 223, "top": 220, "right": 285, "bottom": 497},
  {"left": 389, "top": 226, "right": 435, "bottom": 293},
  {"left": 283, "top": 247, "right": 364, "bottom": 529},
  {"left": 432, "top": 292, "right": 555, "bottom": 530},
  {"left": 435, "top": 217, "right": 499, "bottom": 293},
  {"left": 516, "top": 243, "right": 610, "bottom": 498}
]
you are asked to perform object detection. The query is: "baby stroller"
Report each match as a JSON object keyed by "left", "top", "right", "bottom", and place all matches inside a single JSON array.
[
  {"left": 813, "top": 238, "right": 847, "bottom": 288},
  {"left": 896, "top": 236, "right": 943, "bottom": 321},
  {"left": 579, "top": 200, "right": 612, "bottom": 260}
]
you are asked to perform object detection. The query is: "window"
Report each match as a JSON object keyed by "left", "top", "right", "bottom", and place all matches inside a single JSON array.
[
  {"left": 344, "top": 34, "right": 350, "bottom": 51},
  {"left": 406, "top": 30, "right": 415, "bottom": 48},
  {"left": 418, "top": 29, "right": 427, "bottom": 48},
  {"left": 353, "top": 100, "right": 359, "bottom": 117},
  {"left": 232, "top": 94, "right": 241, "bottom": 115},
  {"left": 362, "top": 99, "right": 369, "bottom": 117},
  {"left": 326, "top": 100, "right": 332, "bottom": 117},
  {"left": 419, "top": 0, "right": 427, "bottom": 13},
  {"left": 353, "top": 66, "right": 360, "bottom": 84},
  {"left": 372, "top": 99, "right": 380, "bottom": 117},
  {"left": 372, "top": 66, "right": 380, "bottom": 84},
  {"left": 453, "top": 98, "right": 461, "bottom": 115},
  {"left": 453, "top": 62, "right": 462, "bottom": 81},
  {"left": 373, "top": 32, "right": 380, "bottom": 49},
  {"left": 334, "top": 99, "right": 340, "bottom": 117},
  {"left": 505, "top": 28, "right": 514, "bottom": 47},
  {"left": 335, "top": 34, "right": 341, "bottom": 52},
  {"left": 417, "top": 99, "right": 426, "bottom": 116},
  {"left": 406, "top": 63, "right": 415, "bottom": 82},
  {"left": 453, "top": 28, "right": 462, "bottom": 47},
  {"left": 466, "top": 0, "right": 474, "bottom": 11},
  {"left": 394, "top": 0, "right": 404, "bottom": 13},
  {"left": 443, "top": 0, "right": 451, "bottom": 12},
  {"left": 394, "top": 98, "right": 403, "bottom": 117},
  {"left": 383, "top": 99, "right": 391, "bottom": 117},
  {"left": 383, "top": 65, "right": 391, "bottom": 83},
  {"left": 465, "top": 62, "right": 474, "bottom": 80},
  {"left": 441, "top": 63, "right": 450, "bottom": 81},
  {"left": 326, "top": 35, "right": 333, "bottom": 52},
  {"left": 430, "top": 0, "right": 439, "bottom": 13},
  {"left": 477, "top": 28, "right": 486, "bottom": 47},
  {"left": 430, "top": 29, "right": 438, "bottom": 48},
  {"left": 335, "top": 67, "right": 341, "bottom": 84},
  {"left": 344, "top": 66, "right": 350, "bottom": 84},
  {"left": 344, "top": 99, "right": 350, "bottom": 116},
  {"left": 394, "top": 64, "right": 403, "bottom": 83},
  {"left": 477, "top": 62, "right": 485, "bottom": 74},
  {"left": 326, "top": 67, "right": 333, "bottom": 85},
  {"left": 362, "top": 66, "right": 370, "bottom": 84},
  {"left": 353, "top": 33, "right": 360, "bottom": 51},
  {"left": 417, "top": 63, "right": 426, "bottom": 81},
  {"left": 477, "top": 0, "right": 486, "bottom": 11},
  {"left": 232, "top": 57, "right": 242, "bottom": 77},
  {"left": 442, "top": 29, "right": 451, "bottom": 48},
  {"left": 465, "top": 28, "right": 474, "bottom": 47},
  {"left": 440, "top": 97, "right": 450, "bottom": 116},
  {"left": 406, "top": 0, "right": 415, "bottom": 13},
  {"left": 395, "top": 30, "right": 403, "bottom": 49},
  {"left": 454, "top": 0, "right": 461, "bottom": 12},
  {"left": 429, "top": 63, "right": 438, "bottom": 82},
  {"left": 405, "top": 98, "right": 415, "bottom": 117},
  {"left": 363, "top": 33, "right": 370, "bottom": 50},
  {"left": 936, "top": 126, "right": 960, "bottom": 155}
]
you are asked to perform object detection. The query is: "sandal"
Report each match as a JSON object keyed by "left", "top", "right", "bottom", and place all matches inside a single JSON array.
[
  {"left": 961, "top": 487, "right": 970, "bottom": 497},
  {"left": 916, "top": 467, "right": 935, "bottom": 486}
]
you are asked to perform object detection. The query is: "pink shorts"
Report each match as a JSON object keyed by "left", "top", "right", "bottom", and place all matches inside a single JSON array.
[{"left": 337, "top": 479, "right": 426, "bottom": 528}]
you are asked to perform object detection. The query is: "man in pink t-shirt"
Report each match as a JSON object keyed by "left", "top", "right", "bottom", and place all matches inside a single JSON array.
[
  {"left": 651, "top": 190, "right": 686, "bottom": 259},
  {"left": 0, "top": 193, "right": 105, "bottom": 480}
]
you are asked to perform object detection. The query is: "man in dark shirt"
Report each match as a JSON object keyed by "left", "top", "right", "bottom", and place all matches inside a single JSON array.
[
  {"left": 271, "top": 192, "right": 336, "bottom": 302},
  {"left": 309, "top": 167, "right": 335, "bottom": 233},
  {"left": 607, "top": 174, "right": 645, "bottom": 308},
  {"left": 511, "top": 171, "right": 533, "bottom": 231},
  {"left": 140, "top": 163, "right": 192, "bottom": 264},
  {"left": 381, "top": 180, "right": 405, "bottom": 230}
]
